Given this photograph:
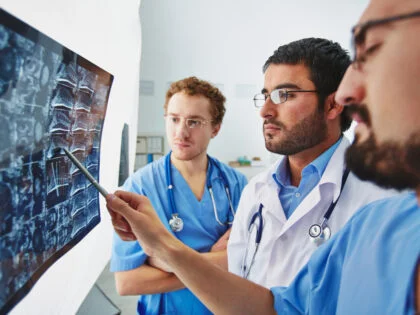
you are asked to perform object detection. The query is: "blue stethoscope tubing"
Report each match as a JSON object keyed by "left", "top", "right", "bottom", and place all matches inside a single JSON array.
[{"left": 165, "top": 152, "right": 235, "bottom": 231}]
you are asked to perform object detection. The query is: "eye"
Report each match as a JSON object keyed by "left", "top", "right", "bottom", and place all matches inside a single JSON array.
[
  {"left": 270, "top": 89, "right": 285, "bottom": 104},
  {"left": 357, "top": 43, "right": 382, "bottom": 65},
  {"left": 283, "top": 90, "right": 296, "bottom": 100},
  {"left": 169, "top": 116, "right": 179, "bottom": 123},
  {"left": 187, "top": 119, "right": 201, "bottom": 128}
]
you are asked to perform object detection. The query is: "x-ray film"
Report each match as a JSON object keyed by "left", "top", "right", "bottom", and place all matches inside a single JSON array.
[{"left": 0, "top": 9, "right": 113, "bottom": 313}]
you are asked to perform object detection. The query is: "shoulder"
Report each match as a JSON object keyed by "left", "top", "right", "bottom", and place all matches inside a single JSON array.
[
  {"left": 345, "top": 172, "right": 399, "bottom": 202},
  {"left": 346, "top": 191, "right": 418, "bottom": 227},
  {"left": 210, "top": 157, "right": 247, "bottom": 183},
  {"left": 246, "top": 159, "right": 281, "bottom": 187},
  {"left": 140, "top": 156, "right": 166, "bottom": 175},
  {"left": 123, "top": 157, "right": 166, "bottom": 192}
]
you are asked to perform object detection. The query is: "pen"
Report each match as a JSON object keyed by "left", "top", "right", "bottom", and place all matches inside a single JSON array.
[{"left": 63, "top": 148, "right": 109, "bottom": 197}]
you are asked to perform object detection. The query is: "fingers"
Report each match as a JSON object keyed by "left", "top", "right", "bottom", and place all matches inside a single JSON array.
[
  {"left": 112, "top": 215, "right": 131, "bottom": 233},
  {"left": 211, "top": 228, "right": 232, "bottom": 252},
  {"left": 106, "top": 193, "right": 137, "bottom": 220},
  {"left": 113, "top": 190, "right": 150, "bottom": 209},
  {"left": 222, "top": 228, "right": 232, "bottom": 240},
  {"left": 114, "top": 228, "right": 136, "bottom": 241}
]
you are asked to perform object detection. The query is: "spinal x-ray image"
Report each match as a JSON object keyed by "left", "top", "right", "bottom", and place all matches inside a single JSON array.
[{"left": 0, "top": 9, "right": 113, "bottom": 313}]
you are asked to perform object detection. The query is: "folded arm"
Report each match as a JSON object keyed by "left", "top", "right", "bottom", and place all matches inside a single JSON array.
[
  {"left": 115, "top": 264, "right": 182, "bottom": 295},
  {"left": 115, "top": 226, "right": 231, "bottom": 295},
  {"left": 107, "top": 192, "right": 276, "bottom": 315}
]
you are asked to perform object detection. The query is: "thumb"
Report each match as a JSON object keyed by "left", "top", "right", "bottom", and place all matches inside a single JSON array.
[{"left": 106, "top": 194, "right": 137, "bottom": 221}]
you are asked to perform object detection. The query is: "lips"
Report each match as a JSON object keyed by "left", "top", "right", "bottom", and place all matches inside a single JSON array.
[
  {"left": 264, "top": 125, "right": 280, "bottom": 131},
  {"left": 351, "top": 112, "right": 364, "bottom": 124},
  {"left": 264, "top": 122, "right": 282, "bottom": 132},
  {"left": 173, "top": 141, "right": 190, "bottom": 148},
  {"left": 346, "top": 104, "right": 371, "bottom": 127}
]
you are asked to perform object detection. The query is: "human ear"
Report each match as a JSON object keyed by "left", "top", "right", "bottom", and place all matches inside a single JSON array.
[
  {"left": 325, "top": 92, "right": 344, "bottom": 120},
  {"left": 211, "top": 123, "right": 221, "bottom": 138}
]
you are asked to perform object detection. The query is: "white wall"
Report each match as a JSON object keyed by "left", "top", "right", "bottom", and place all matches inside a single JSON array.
[
  {"left": 2, "top": 1, "right": 142, "bottom": 314},
  {"left": 138, "top": 0, "right": 367, "bottom": 165}
]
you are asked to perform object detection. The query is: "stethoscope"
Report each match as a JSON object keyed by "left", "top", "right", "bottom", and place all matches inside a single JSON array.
[
  {"left": 241, "top": 168, "right": 350, "bottom": 278},
  {"left": 165, "top": 152, "right": 235, "bottom": 232},
  {"left": 241, "top": 203, "right": 264, "bottom": 279},
  {"left": 308, "top": 168, "right": 350, "bottom": 245}
]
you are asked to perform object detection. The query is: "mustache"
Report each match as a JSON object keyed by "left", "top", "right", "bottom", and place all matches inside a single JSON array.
[
  {"left": 346, "top": 103, "right": 371, "bottom": 126},
  {"left": 263, "top": 119, "right": 286, "bottom": 129}
]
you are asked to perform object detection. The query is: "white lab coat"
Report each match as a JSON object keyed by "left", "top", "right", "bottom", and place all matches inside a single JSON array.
[{"left": 228, "top": 137, "right": 397, "bottom": 288}]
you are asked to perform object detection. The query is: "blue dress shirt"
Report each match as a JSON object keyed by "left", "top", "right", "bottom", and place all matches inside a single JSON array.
[{"left": 273, "top": 137, "right": 343, "bottom": 218}]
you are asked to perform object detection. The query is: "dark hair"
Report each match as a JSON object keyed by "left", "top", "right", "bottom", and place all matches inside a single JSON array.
[
  {"left": 164, "top": 76, "right": 226, "bottom": 125},
  {"left": 263, "top": 38, "right": 352, "bottom": 132}
]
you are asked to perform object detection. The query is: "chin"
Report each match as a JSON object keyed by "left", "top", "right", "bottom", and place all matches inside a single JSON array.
[
  {"left": 172, "top": 150, "right": 197, "bottom": 161},
  {"left": 346, "top": 132, "right": 420, "bottom": 191}
]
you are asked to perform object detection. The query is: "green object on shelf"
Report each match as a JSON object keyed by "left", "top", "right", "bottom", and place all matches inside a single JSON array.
[{"left": 237, "top": 156, "right": 251, "bottom": 166}]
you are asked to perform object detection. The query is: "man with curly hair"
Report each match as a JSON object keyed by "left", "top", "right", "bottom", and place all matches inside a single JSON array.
[{"left": 110, "top": 76, "right": 247, "bottom": 314}]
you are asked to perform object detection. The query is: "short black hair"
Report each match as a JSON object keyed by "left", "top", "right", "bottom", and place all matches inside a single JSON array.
[{"left": 263, "top": 38, "right": 352, "bottom": 132}]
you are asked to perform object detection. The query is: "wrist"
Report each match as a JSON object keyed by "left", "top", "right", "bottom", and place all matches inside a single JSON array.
[{"left": 156, "top": 233, "right": 185, "bottom": 269}]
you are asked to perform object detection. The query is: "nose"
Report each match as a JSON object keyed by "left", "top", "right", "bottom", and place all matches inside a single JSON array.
[
  {"left": 259, "top": 97, "right": 277, "bottom": 119},
  {"left": 335, "top": 66, "right": 365, "bottom": 106},
  {"left": 174, "top": 118, "right": 190, "bottom": 138}
]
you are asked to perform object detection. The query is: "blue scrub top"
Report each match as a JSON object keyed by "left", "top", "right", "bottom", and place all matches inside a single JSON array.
[
  {"left": 111, "top": 154, "right": 247, "bottom": 315},
  {"left": 271, "top": 192, "right": 420, "bottom": 314}
]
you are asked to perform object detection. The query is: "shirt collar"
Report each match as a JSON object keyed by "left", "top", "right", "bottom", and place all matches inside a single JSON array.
[
  {"left": 306, "top": 136, "right": 343, "bottom": 178},
  {"left": 272, "top": 136, "right": 343, "bottom": 188}
]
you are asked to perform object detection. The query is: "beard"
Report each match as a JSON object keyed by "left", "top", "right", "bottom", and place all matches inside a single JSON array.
[
  {"left": 345, "top": 105, "right": 420, "bottom": 191},
  {"left": 263, "top": 106, "right": 328, "bottom": 155}
]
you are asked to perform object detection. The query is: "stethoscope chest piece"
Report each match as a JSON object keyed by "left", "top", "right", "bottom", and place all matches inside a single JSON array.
[
  {"left": 169, "top": 213, "right": 184, "bottom": 232},
  {"left": 308, "top": 167, "right": 350, "bottom": 247},
  {"left": 309, "top": 223, "right": 331, "bottom": 246},
  {"left": 165, "top": 152, "right": 234, "bottom": 231}
]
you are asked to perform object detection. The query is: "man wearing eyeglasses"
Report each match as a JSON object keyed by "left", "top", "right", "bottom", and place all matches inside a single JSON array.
[
  {"left": 106, "top": 0, "right": 420, "bottom": 313},
  {"left": 110, "top": 76, "right": 247, "bottom": 315},
  {"left": 227, "top": 37, "right": 394, "bottom": 288}
]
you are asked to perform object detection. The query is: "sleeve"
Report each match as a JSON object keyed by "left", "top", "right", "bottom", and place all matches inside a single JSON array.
[
  {"left": 110, "top": 169, "right": 148, "bottom": 272},
  {"left": 227, "top": 182, "right": 253, "bottom": 276},
  {"left": 110, "top": 234, "right": 148, "bottom": 271}
]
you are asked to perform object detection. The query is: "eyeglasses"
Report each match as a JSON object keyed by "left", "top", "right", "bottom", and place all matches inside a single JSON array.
[
  {"left": 253, "top": 88, "right": 318, "bottom": 108},
  {"left": 351, "top": 10, "right": 420, "bottom": 70},
  {"left": 164, "top": 115, "right": 212, "bottom": 129}
]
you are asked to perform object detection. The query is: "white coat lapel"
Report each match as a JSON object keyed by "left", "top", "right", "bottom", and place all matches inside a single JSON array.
[
  {"left": 260, "top": 181, "right": 286, "bottom": 223},
  {"left": 252, "top": 164, "right": 287, "bottom": 240},
  {"left": 277, "top": 137, "right": 350, "bottom": 236}
]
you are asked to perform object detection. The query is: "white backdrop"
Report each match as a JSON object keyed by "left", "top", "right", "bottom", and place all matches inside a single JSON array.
[{"left": 1, "top": 1, "right": 142, "bottom": 314}]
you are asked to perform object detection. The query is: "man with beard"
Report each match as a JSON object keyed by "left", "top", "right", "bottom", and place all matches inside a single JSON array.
[
  {"left": 106, "top": 1, "right": 420, "bottom": 312},
  {"left": 228, "top": 38, "right": 394, "bottom": 288},
  {"left": 110, "top": 76, "right": 247, "bottom": 315}
]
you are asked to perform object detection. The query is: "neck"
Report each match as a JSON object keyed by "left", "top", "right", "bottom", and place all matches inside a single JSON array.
[
  {"left": 416, "top": 186, "right": 420, "bottom": 206},
  {"left": 288, "top": 133, "right": 341, "bottom": 187},
  {"left": 171, "top": 152, "right": 208, "bottom": 178}
]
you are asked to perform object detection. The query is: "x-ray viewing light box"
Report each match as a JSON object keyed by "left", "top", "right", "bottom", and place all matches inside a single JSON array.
[{"left": 0, "top": 8, "right": 113, "bottom": 313}]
